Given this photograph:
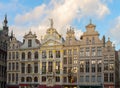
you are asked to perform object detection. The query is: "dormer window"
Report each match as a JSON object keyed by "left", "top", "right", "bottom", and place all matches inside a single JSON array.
[{"left": 28, "top": 39, "right": 32, "bottom": 47}]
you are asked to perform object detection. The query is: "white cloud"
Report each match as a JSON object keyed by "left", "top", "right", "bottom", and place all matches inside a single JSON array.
[
  {"left": 13, "top": 0, "right": 110, "bottom": 41},
  {"left": 108, "top": 16, "right": 120, "bottom": 48}
]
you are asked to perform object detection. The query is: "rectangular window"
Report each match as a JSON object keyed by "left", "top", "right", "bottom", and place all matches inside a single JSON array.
[
  {"left": 49, "top": 51, "right": 53, "bottom": 58},
  {"left": 97, "top": 47, "right": 102, "bottom": 56},
  {"left": 42, "top": 62, "right": 46, "bottom": 74},
  {"left": 63, "top": 50, "right": 67, "bottom": 55},
  {"left": 56, "top": 76, "right": 60, "bottom": 82},
  {"left": 104, "top": 63, "right": 108, "bottom": 71},
  {"left": 12, "top": 63, "right": 15, "bottom": 70},
  {"left": 97, "top": 76, "right": 101, "bottom": 82},
  {"left": 21, "top": 63, "right": 25, "bottom": 73},
  {"left": 86, "top": 47, "right": 90, "bottom": 56},
  {"left": 9, "top": 52, "right": 11, "bottom": 59},
  {"left": 42, "top": 50, "right": 46, "bottom": 58},
  {"left": 16, "top": 52, "right": 19, "bottom": 59},
  {"left": 73, "top": 49, "right": 77, "bottom": 55},
  {"left": 63, "top": 77, "right": 67, "bottom": 82},
  {"left": 68, "top": 49, "right": 72, "bottom": 55},
  {"left": 97, "top": 60, "right": 102, "bottom": 72},
  {"left": 91, "top": 61, "right": 96, "bottom": 73},
  {"left": 48, "top": 62, "right": 53, "bottom": 72},
  {"left": 8, "top": 73, "right": 11, "bottom": 82},
  {"left": 16, "top": 73, "right": 18, "bottom": 83},
  {"left": 85, "top": 60, "right": 89, "bottom": 72},
  {"left": 86, "top": 75, "right": 89, "bottom": 82},
  {"left": 110, "top": 73, "right": 114, "bottom": 82},
  {"left": 104, "top": 73, "right": 108, "bottom": 82},
  {"left": 91, "top": 76, "right": 95, "bottom": 82},
  {"left": 91, "top": 47, "right": 96, "bottom": 56},
  {"left": 42, "top": 76, "right": 46, "bottom": 82},
  {"left": 34, "top": 62, "right": 38, "bottom": 73},
  {"left": 63, "top": 57, "right": 67, "bottom": 64},
  {"left": 9, "top": 63, "right": 11, "bottom": 70},
  {"left": 68, "top": 57, "right": 72, "bottom": 64},
  {"left": 80, "top": 76, "right": 84, "bottom": 82},
  {"left": 63, "top": 67, "right": 67, "bottom": 74},
  {"left": 12, "top": 52, "right": 15, "bottom": 59},
  {"left": 56, "top": 62, "right": 60, "bottom": 74},
  {"left": 80, "top": 48, "right": 84, "bottom": 57},
  {"left": 12, "top": 73, "right": 14, "bottom": 82},
  {"left": 80, "top": 61, "right": 84, "bottom": 72},
  {"left": 56, "top": 50, "right": 60, "bottom": 58},
  {"left": 28, "top": 39, "right": 32, "bottom": 47}
]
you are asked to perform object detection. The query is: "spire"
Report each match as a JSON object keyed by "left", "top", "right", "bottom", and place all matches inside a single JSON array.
[
  {"left": 4, "top": 14, "right": 8, "bottom": 27},
  {"left": 49, "top": 18, "right": 53, "bottom": 28},
  {"left": 90, "top": 19, "right": 92, "bottom": 24}
]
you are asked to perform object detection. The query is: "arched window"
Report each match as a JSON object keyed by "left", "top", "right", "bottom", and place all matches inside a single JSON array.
[
  {"left": 27, "top": 64, "right": 32, "bottom": 73},
  {"left": 21, "top": 77, "right": 25, "bottom": 82},
  {"left": 21, "top": 52, "right": 25, "bottom": 60},
  {"left": 34, "top": 51, "right": 38, "bottom": 59},
  {"left": 28, "top": 52, "right": 32, "bottom": 59},
  {"left": 26, "top": 77, "right": 32, "bottom": 82},
  {"left": 34, "top": 77, "right": 38, "bottom": 82}
]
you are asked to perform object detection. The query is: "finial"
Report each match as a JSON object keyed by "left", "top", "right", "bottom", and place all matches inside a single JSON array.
[
  {"left": 90, "top": 19, "right": 92, "bottom": 24},
  {"left": 49, "top": 18, "right": 53, "bottom": 28},
  {"left": 4, "top": 14, "right": 8, "bottom": 26}
]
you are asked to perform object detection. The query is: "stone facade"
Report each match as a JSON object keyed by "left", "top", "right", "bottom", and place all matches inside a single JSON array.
[
  {"left": 7, "top": 20, "right": 119, "bottom": 88},
  {"left": 0, "top": 15, "right": 9, "bottom": 88}
]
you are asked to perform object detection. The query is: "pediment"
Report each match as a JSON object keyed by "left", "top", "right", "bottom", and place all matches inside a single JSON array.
[{"left": 41, "top": 39, "right": 62, "bottom": 47}]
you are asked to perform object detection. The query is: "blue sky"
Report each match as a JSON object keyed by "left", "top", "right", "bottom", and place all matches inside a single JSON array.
[{"left": 0, "top": 0, "right": 120, "bottom": 50}]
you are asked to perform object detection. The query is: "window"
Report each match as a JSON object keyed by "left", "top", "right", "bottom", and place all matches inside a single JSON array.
[
  {"left": 110, "top": 73, "right": 114, "bottom": 82},
  {"left": 91, "top": 60, "right": 96, "bottom": 72},
  {"left": 34, "top": 62, "right": 38, "bottom": 73},
  {"left": 63, "top": 67, "right": 67, "bottom": 74},
  {"left": 42, "top": 50, "right": 46, "bottom": 58},
  {"left": 85, "top": 60, "right": 89, "bottom": 72},
  {"left": 86, "top": 37, "right": 89, "bottom": 45},
  {"left": 97, "top": 47, "right": 102, "bottom": 56},
  {"left": 27, "top": 64, "right": 32, "bottom": 73},
  {"left": 97, "top": 76, "right": 101, "bottom": 82},
  {"left": 56, "top": 51, "right": 60, "bottom": 58},
  {"left": 12, "top": 52, "right": 15, "bottom": 59},
  {"left": 86, "top": 47, "right": 90, "bottom": 56},
  {"left": 73, "top": 49, "right": 77, "bottom": 55},
  {"left": 28, "top": 52, "right": 32, "bottom": 59},
  {"left": 9, "top": 52, "right": 11, "bottom": 59},
  {"left": 34, "top": 51, "right": 38, "bottom": 59},
  {"left": 86, "top": 75, "right": 89, "bottom": 82},
  {"left": 21, "top": 52, "right": 25, "bottom": 60},
  {"left": 8, "top": 73, "right": 11, "bottom": 82},
  {"left": 26, "top": 77, "right": 32, "bottom": 82},
  {"left": 97, "top": 60, "right": 102, "bottom": 72},
  {"left": 49, "top": 51, "right": 53, "bottom": 58},
  {"left": 16, "top": 73, "right": 18, "bottom": 82},
  {"left": 16, "top": 62, "right": 19, "bottom": 70},
  {"left": 9, "top": 63, "right": 11, "bottom": 70},
  {"left": 63, "top": 57, "right": 67, "bottom": 64},
  {"left": 104, "top": 73, "right": 108, "bottom": 82},
  {"left": 68, "top": 57, "right": 72, "bottom": 64},
  {"left": 92, "top": 37, "right": 95, "bottom": 44},
  {"left": 34, "top": 77, "right": 38, "bottom": 82},
  {"left": 80, "top": 48, "right": 84, "bottom": 57},
  {"left": 28, "top": 39, "right": 32, "bottom": 47},
  {"left": 63, "top": 77, "right": 67, "bottom": 82},
  {"left": 80, "top": 76, "right": 84, "bottom": 82},
  {"left": 21, "top": 63, "right": 25, "bottom": 73},
  {"left": 42, "top": 76, "right": 46, "bottom": 82},
  {"left": 91, "top": 76, "right": 95, "bottom": 82},
  {"left": 64, "top": 50, "right": 67, "bottom": 55},
  {"left": 12, "top": 63, "right": 15, "bottom": 70},
  {"left": 56, "top": 76, "right": 60, "bottom": 82},
  {"left": 91, "top": 47, "right": 96, "bottom": 56},
  {"left": 80, "top": 61, "right": 84, "bottom": 72},
  {"left": 104, "top": 63, "right": 108, "bottom": 71},
  {"left": 48, "top": 62, "right": 53, "bottom": 72},
  {"left": 16, "top": 52, "right": 19, "bottom": 59},
  {"left": 42, "top": 62, "right": 46, "bottom": 74},
  {"left": 68, "top": 49, "right": 72, "bottom": 55},
  {"left": 21, "top": 77, "right": 25, "bottom": 82},
  {"left": 12, "top": 73, "right": 14, "bottom": 82},
  {"left": 56, "top": 62, "right": 60, "bottom": 74}
]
